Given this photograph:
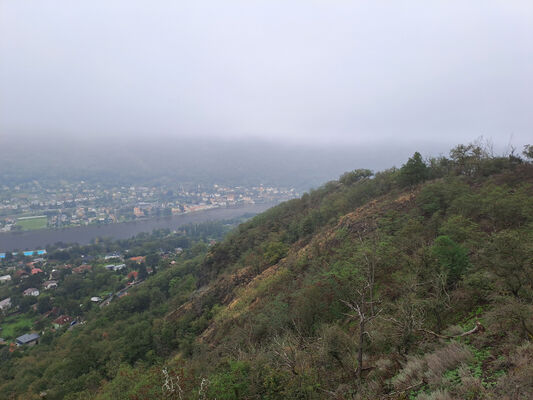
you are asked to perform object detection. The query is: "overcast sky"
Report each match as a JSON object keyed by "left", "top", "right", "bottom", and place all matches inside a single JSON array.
[{"left": 1, "top": 1, "right": 532, "bottom": 150}]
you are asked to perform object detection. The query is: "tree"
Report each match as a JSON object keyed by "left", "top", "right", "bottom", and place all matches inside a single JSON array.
[
  {"left": 484, "top": 230, "right": 533, "bottom": 299},
  {"left": 342, "top": 280, "right": 380, "bottom": 387},
  {"left": 37, "top": 296, "right": 52, "bottom": 314},
  {"left": 449, "top": 141, "right": 497, "bottom": 176},
  {"left": 145, "top": 253, "right": 160, "bottom": 268},
  {"left": 208, "top": 361, "right": 250, "bottom": 400},
  {"left": 431, "top": 235, "right": 470, "bottom": 287},
  {"left": 138, "top": 263, "right": 148, "bottom": 280},
  {"left": 341, "top": 227, "right": 382, "bottom": 386},
  {"left": 339, "top": 169, "right": 373, "bottom": 185},
  {"left": 262, "top": 241, "right": 288, "bottom": 265},
  {"left": 522, "top": 144, "right": 533, "bottom": 161},
  {"left": 399, "top": 152, "right": 428, "bottom": 187}
]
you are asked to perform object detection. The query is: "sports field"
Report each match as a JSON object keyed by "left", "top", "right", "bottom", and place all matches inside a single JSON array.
[{"left": 16, "top": 216, "right": 47, "bottom": 231}]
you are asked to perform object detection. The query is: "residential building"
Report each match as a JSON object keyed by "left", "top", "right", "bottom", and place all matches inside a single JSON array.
[
  {"left": 0, "top": 298, "right": 11, "bottom": 311},
  {"left": 72, "top": 264, "right": 92, "bottom": 274},
  {"left": 16, "top": 333, "right": 39, "bottom": 346},
  {"left": 43, "top": 280, "right": 58, "bottom": 290},
  {"left": 23, "top": 288, "right": 39, "bottom": 297},
  {"left": 52, "top": 315, "right": 72, "bottom": 328}
]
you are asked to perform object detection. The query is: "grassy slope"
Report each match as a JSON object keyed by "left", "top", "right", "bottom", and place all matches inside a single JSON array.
[
  {"left": 1, "top": 152, "right": 532, "bottom": 399},
  {"left": 0, "top": 314, "right": 33, "bottom": 339},
  {"left": 153, "top": 164, "right": 533, "bottom": 399}
]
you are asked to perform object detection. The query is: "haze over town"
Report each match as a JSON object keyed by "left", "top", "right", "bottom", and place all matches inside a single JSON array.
[
  {"left": 1, "top": 1, "right": 532, "bottom": 151},
  {"left": 2, "top": 0, "right": 532, "bottom": 242}
]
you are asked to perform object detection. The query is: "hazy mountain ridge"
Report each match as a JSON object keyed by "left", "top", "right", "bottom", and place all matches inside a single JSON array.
[{"left": 0, "top": 135, "right": 455, "bottom": 189}]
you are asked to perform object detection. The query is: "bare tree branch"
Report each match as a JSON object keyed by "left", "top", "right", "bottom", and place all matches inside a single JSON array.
[{"left": 417, "top": 321, "right": 485, "bottom": 339}]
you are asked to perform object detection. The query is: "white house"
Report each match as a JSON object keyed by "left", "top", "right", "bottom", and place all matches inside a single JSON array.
[
  {"left": 43, "top": 280, "right": 58, "bottom": 290},
  {"left": 23, "top": 288, "right": 40, "bottom": 297},
  {"left": 113, "top": 264, "right": 126, "bottom": 271},
  {"left": 104, "top": 264, "right": 126, "bottom": 271},
  {"left": 0, "top": 298, "right": 11, "bottom": 311}
]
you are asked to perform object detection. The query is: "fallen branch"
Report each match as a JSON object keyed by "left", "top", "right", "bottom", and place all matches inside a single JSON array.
[{"left": 418, "top": 321, "right": 485, "bottom": 339}]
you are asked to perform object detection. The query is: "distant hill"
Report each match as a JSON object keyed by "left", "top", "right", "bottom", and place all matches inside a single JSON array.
[
  {"left": 0, "top": 135, "right": 451, "bottom": 190},
  {"left": 1, "top": 142, "right": 532, "bottom": 399}
]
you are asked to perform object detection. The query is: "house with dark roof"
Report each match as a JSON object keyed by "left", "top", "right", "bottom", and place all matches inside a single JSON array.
[{"left": 16, "top": 333, "right": 40, "bottom": 346}]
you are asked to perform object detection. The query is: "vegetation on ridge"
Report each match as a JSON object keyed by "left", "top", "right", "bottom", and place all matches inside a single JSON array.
[{"left": 1, "top": 142, "right": 532, "bottom": 399}]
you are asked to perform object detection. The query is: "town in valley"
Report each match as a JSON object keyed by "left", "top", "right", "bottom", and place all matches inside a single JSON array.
[{"left": 0, "top": 181, "right": 298, "bottom": 232}]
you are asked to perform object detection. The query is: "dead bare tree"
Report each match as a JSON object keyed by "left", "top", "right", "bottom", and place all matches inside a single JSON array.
[
  {"left": 357, "top": 231, "right": 378, "bottom": 317},
  {"left": 355, "top": 222, "right": 381, "bottom": 318},
  {"left": 271, "top": 334, "right": 300, "bottom": 376},
  {"left": 342, "top": 280, "right": 381, "bottom": 387},
  {"left": 337, "top": 223, "right": 383, "bottom": 387}
]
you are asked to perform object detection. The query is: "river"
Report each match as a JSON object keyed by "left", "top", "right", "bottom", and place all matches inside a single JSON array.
[{"left": 0, "top": 203, "right": 274, "bottom": 251}]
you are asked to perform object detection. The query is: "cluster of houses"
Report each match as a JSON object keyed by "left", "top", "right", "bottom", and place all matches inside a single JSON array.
[
  {"left": 1, "top": 180, "right": 298, "bottom": 233},
  {"left": 0, "top": 262, "right": 62, "bottom": 315},
  {"left": 0, "top": 244, "right": 188, "bottom": 351},
  {"left": 0, "top": 250, "right": 159, "bottom": 350}
]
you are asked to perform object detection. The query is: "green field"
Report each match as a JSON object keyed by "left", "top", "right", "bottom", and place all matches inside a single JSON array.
[
  {"left": 16, "top": 216, "right": 47, "bottom": 230},
  {"left": 0, "top": 315, "right": 34, "bottom": 340}
]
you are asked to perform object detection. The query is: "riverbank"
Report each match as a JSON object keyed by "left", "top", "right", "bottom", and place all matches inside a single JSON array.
[{"left": 0, "top": 203, "right": 274, "bottom": 252}]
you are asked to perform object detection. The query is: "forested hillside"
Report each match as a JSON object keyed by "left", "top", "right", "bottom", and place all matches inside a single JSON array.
[{"left": 1, "top": 143, "right": 532, "bottom": 399}]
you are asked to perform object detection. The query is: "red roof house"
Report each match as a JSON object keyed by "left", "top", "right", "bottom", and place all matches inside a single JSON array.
[
  {"left": 14, "top": 270, "right": 28, "bottom": 279},
  {"left": 73, "top": 265, "right": 92, "bottom": 274},
  {"left": 127, "top": 270, "right": 139, "bottom": 281},
  {"left": 52, "top": 315, "right": 73, "bottom": 328}
]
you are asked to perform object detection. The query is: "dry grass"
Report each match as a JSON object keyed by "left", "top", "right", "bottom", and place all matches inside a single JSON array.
[
  {"left": 416, "top": 389, "right": 456, "bottom": 400},
  {"left": 392, "top": 342, "right": 473, "bottom": 389},
  {"left": 425, "top": 342, "right": 473, "bottom": 383},
  {"left": 492, "top": 342, "right": 533, "bottom": 400}
]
